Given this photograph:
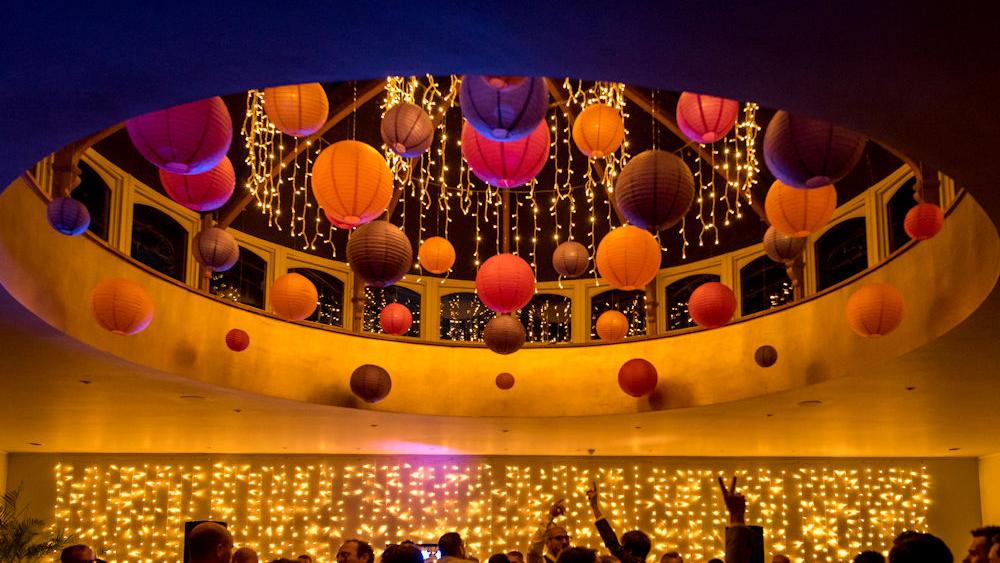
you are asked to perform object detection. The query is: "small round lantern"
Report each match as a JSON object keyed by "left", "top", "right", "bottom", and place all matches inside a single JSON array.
[
  {"left": 483, "top": 314, "right": 526, "bottom": 355},
  {"left": 596, "top": 310, "right": 629, "bottom": 343},
  {"left": 379, "top": 303, "right": 413, "bottom": 336},
  {"left": 418, "top": 236, "right": 456, "bottom": 274},
  {"left": 595, "top": 225, "right": 661, "bottom": 291},
  {"left": 475, "top": 253, "right": 536, "bottom": 313},
  {"left": 270, "top": 272, "right": 318, "bottom": 321},
  {"left": 125, "top": 96, "right": 232, "bottom": 175},
  {"left": 495, "top": 372, "right": 515, "bottom": 390},
  {"left": 346, "top": 220, "right": 413, "bottom": 287},
  {"left": 552, "top": 241, "right": 589, "bottom": 278},
  {"left": 618, "top": 358, "right": 657, "bottom": 397},
  {"left": 381, "top": 102, "right": 435, "bottom": 157},
  {"left": 46, "top": 197, "right": 90, "bottom": 235},
  {"left": 193, "top": 227, "right": 240, "bottom": 272},
  {"left": 762, "top": 226, "right": 807, "bottom": 263},
  {"left": 226, "top": 328, "right": 250, "bottom": 352},
  {"left": 765, "top": 180, "right": 838, "bottom": 237},
  {"left": 676, "top": 92, "right": 740, "bottom": 144},
  {"left": 754, "top": 345, "right": 778, "bottom": 368},
  {"left": 764, "top": 110, "right": 868, "bottom": 189},
  {"left": 572, "top": 104, "right": 625, "bottom": 158},
  {"left": 160, "top": 156, "right": 236, "bottom": 212},
  {"left": 846, "top": 283, "right": 904, "bottom": 337},
  {"left": 90, "top": 278, "right": 155, "bottom": 335},
  {"left": 350, "top": 364, "right": 392, "bottom": 403},
  {"left": 460, "top": 75, "right": 549, "bottom": 141},
  {"left": 461, "top": 120, "right": 549, "bottom": 188},
  {"left": 311, "top": 140, "right": 394, "bottom": 227},
  {"left": 688, "top": 282, "right": 737, "bottom": 329},
  {"left": 615, "top": 149, "right": 695, "bottom": 230},
  {"left": 263, "top": 82, "right": 329, "bottom": 137},
  {"left": 904, "top": 203, "right": 945, "bottom": 241}
]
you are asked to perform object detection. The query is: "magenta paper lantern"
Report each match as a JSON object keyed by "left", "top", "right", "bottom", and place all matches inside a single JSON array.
[
  {"left": 475, "top": 253, "right": 536, "bottom": 313},
  {"left": 193, "top": 227, "right": 240, "bottom": 272},
  {"left": 379, "top": 303, "right": 413, "bottom": 336},
  {"left": 46, "top": 197, "right": 90, "bottom": 235},
  {"left": 676, "top": 92, "right": 740, "bottom": 144},
  {"left": 763, "top": 110, "right": 867, "bottom": 189},
  {"left": 460, "top": 75, "right": 549, "bottom": 141},
  {"left": 160, "top": 156, "right": 235, "bottom": 212},
  {"left": 126, "top": 96, "right": 232, "bottom": 175},
  {"left": 462, "top": 120, "right": 549, "bottom": 188}
]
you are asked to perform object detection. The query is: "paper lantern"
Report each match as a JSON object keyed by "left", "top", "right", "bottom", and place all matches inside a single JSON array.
[
  {"left": 846, "top": 283, "right": 904, "bottom": 337},
  {"left": 379, "top": 303, "right": 413, "bottom": 336},
  {"left": 904, "top": 203, "right": 944, "bottom": 240},
  {"left": 193, "top": 227, "right": 240, "bottom": 272},
  {"left": 90, "top": 278, "right": 154, "bottom": 335},
  {"left": 461, "top": 121, "right": 549, "bottom": 188},
  {"left": 676, "top": 92, "right": 740, "bottom": 144},
  {"left": 418, "top": 236, "right": 456, "bottom": 274},
  {"left": 460, "top": 75, "right": 549, "bottom": 141},
  {"left": 160, "top": 156, "right": 235, "bottom": 212},
  {"left": 475, "top": 253, "right": 536, "bottom": 313},
  {"left": 596, "top": 310, "right": 629, "bottom": 343},
  {"left": 126, "top": 96, "right": 232, "bottom": 174},
  {"left": 618, "top": 358, "right": 657, "bottom": 397},
  {"left": 764, "top": 110, "right": 868, "bottom": 189},
  {"left": 381, "top": 102, "right": 435, "bottom": 157},
  {"left": 270, "top": 272, "right": 318, "bottom": 321},
  {"left": 351, "top": 364, "right": 392, "bottom": 403},
  {"left": 311, "top": 140, "right": 394, "bottom": 227},
  {"left": 754, "top": 345, "right": 778, "bottom": 367},
  {"left": 495, "top": 372, "right": 515, "bottom": 390},
  {"left": 762, "top": 226, "right": 807, "bottom": 263},
  {"left": 483, "top": 314, "right": 526, "bottom": 355},
  {"left": 263, "top": 82, "right": 329, "bottom": 137},
  {"left": 46, "top": 197, "right": 90, "bottom": 235},
  {"left": 596, "top": 226, "right": 661, "bottom": 290},
  {"left": 226, "top": 328, "right": 250, "bottom": 352},
  {"left": 324, "top": 211, "right": 355, "bottom": 230},
  {"left": 615, "top": 150, "right": 695, "bottom": 230},
  {"left": 552, "top": 241, "right": 589, "bottom": 278},
  {"left": 765, "top": 180, "right": 837, "bottom": 237},
  {"left": 346, "top": 220, "right": 413, "bottom": 287},
  {"left": 572, "top": 104, "right": 625, "bottom": 158},
  {"left": 688, "top": 282, "right": 737, "bottom": 329}
]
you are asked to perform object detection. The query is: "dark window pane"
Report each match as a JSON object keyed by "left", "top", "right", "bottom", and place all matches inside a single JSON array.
[
  {"left": 289, "top": 268, "right": 344, "bottom": 327},
  {"left": 365, "top": 285, "right": 421, "bottom": 337},
  {"left": 130, "top": 204, "right": 187, "bottom": 281},
  {"left": 591, "top": 289, "right": 646, "bottom": 338},
  {"left": 73, "top": 161, "right": 111, "bottom": 241},
  {"left": 440, "top": 292, "right": 492, "bottom": 341},
  {"left": 522, "top": 294, "right": 572, "bottom": 343},
  {"left": 740, "top": 256, "right": 793, "bottom": 316},
  {"left": 887, "top": 178, "right": 918, "bottom": 253},
  {"left": 816, "top": 218, "right": 868, "bottom": 291},
  {"left": 211, "top": 247, "right": 267, "bottom": 309},
  {"left": 665, "top": 274, "right": 721, "bottom": 330}
]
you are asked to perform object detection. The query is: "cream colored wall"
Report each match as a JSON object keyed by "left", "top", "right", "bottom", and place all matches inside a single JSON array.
[
  {"left": 0, "top": 451, "right": 6, "bottom": 492},
  {"left": 980, "top": 453, "right": 1000, "bottom": 525}
]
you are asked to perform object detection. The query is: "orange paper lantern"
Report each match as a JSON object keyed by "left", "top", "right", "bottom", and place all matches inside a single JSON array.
[
  {"left": 904, "top": 203, "right": 944, "bottom": 241},
  {"left": 618, "top": 358, "right": 657, "bottom": 397},
  {"left": 379, "top": 303, "right": 413, "bottom": 336},
  {"left": 765, "top": 180, "right": 837, "bottom": 237},
  {"left": 846, "top": 283, "right": 904, "bottom": 337},
  {"left": 596, "top": 225, "right": 661, "bottom": 290},
  {"left": 572, "top": 104, "right": 625, "bottom": 158},
  {"left": 475, "top": 254, "right": 536, "bottom": 313},
  {"left": 225, "top": 328, "right": 250, "bottom": 352},
  {"left": 90, "top": 278, "right": 155, "bottom": 335},
  {"left": 596, "top": 310, "right": 629, "bottom": 342},
  {"left": 264, "top": 82, "right": 329, "bottom": 137},
  {"left": 311, "top": 140, "right": 394, "bottom": 228},
  {"left": 418, "top": 236, "right": 456, "bottom": 274},
  {"left": 270, "top": 272, "right": 318, "bottom": 321},
  {"left": 688, "top": 282, "right": 737, "bottom": 329}
]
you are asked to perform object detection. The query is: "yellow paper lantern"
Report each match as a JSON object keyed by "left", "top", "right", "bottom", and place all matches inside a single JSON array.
[
  {"left": 270, "top": 272, "right": 318, "bottom": 321},
  {"left": 596, "top": 310, "right": 629, "bottom": 342},
  {"left": 311, "top": 140, "right": 394, "bottom": 228},
  {"left": 764, "top": 180, "right": 837, "bottom": 237},
  {"left": 418, "top": 236, "right": 456, "bottom": 274},
  {"left": 596, "top": 225, "right": 661, "bottom": 290},
  {"left": 90, "top": 278, "right": 155, "bottom": 335},
  {"left": 572, "top": 104, "right": 625, "bottom": 158},
  {"left": 263, "top": 83, "right": 329, "bottom": 137},
  {"left": 846, "top": 283, "right": 904, "bottom": 337}
]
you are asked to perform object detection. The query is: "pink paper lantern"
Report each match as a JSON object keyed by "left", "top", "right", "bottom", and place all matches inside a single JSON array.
[
  {"left": 126, "top": 96, "right": 233, "bottom": 175},
  {"left": 475, "top": 253, "right": 536, "bottom": 313},
  {"left": 763, "top": 110, "right": 867, "bottom": 189},
  {"left": 160, "top": 156, "right": 235, "bottom": 212},
  {"left": 676, "top": 92, "right": 740, "bottom": 144},
  {"left": 462, "top": 120, "right": 549, "bottom": 188},
  {"left": 379, "top": 303, "right": 413, "bottom": 336},
  {"left": 688, "top": 282, "right": 737, "bottom": 329},
  {"left": 459, "top": 75, "right": 549, "bottom": 141}
]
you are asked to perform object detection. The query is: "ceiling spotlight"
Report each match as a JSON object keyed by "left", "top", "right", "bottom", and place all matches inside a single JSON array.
[
  {"left": 179, "top": 395, "right": 205, "bottom": 400},
  {"left": 797, "top": 400, "right": 823, "bottom": 408}
]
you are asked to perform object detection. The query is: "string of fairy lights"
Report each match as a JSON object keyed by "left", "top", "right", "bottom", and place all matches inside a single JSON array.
[{"left": 51, "top": 460, "right": 930, "bottom": 563}]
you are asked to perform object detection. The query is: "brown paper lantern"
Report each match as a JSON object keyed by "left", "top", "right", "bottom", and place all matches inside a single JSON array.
[
  {"left": 193, "top": 227, "right": 240, "bottom": 272},
  {"left": 311, "top": 140, "right": 394, "bottom": 228},
  {"left": 618, "top": 358, "right": 657, "bottom": 397},
  {"left": 846, "top": 283, "right": 904, "bottom": 337},
  {"left": 495, "top": 372, "right": 515, "bottom": 390},
  {"left": 596, "top": 310, "right": 629, "bottom": 343},
  {"left": 270, "top": 272, "right": 318, "bottom": 321},
  {"left": 572, "top": 104, "right": 625, "bottom": 158},
  {"left": 264, "top": 82, "right": 329, "bottom": 137},
  {"left": 754, "top": 345, "right": 778, "bottom": 367},
  {"left": 762, "top": 226, "right": 807, "bottom": 263},
  {"left": 90, "top": 278, "right": 155, "bottom": 335},
  {"left": 764, "top": 110, "right": 868, "bottom": 189},
  {"left": 381, "top": 102, "right": 435, "bottom": 157},
  {"left": 347, "top": 220, "right": 414, "bottom": 287},
  {"left": 350, "top": 364, "right": 392, "bottom": 403},
  {"left": 596, "top": 225, "right": 661, "bottom": 290},
  {"left": 483, "top": 314, "right": 526, "bottom": 355},
  {"left": 765, "top": 180, "right": 837, "bottom": 237},
  {"left": 614, "top": 149, "right": 695, "bottom": 230},
  {"left": 552, "top": 241, "right": 589, "bottom": 278},
  {"left": 418, "top": 236, "right": 456, "bottom": 274}
]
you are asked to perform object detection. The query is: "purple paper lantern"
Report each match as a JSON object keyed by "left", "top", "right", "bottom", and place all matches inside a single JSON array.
[
  {"left": 763, "top": 110, "right": 868, "bottom": 189},
  {"left": 46, "top": 197, "right": 90, "bottom": 236},
  {"left": 193, "top": 227, "right": 240, "bottom": 272},
  {"left": 460, "top": 75, "right": 549, "bottom": 141}
]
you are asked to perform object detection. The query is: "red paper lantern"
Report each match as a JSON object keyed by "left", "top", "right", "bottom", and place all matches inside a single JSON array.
[
  {"left": 495, "top": 372, "right": 515, "bottom": 390},
  {"left": 160, "top": 156, "right": 235, "bottom": 212},
  {"left": 381, "top": 102, "right": 435, "bottom": 157},
  {"left": 46, "top": 197, "right": 90, "bottom": 235},
  {"left": 614, "top": 149, "right": 695, "bottom": 230},
  {"left": 263, "top": 82, "right": 329, "bottom": 137},
  {"left": 676, "top": 92, "right": 740, "bottom": 144},
  {"left": 193, "top": 227, "right": 240, "bottom": 272},
  {"left": 126, "top": 96, "right": 232, "bottom": 175},
  {"left": 226, "top": 328, "right": 250, "bottom": 352},
  {"left": 90, "top": 278, "right": 155, "bottom": 335},
  {"left": 270, "top": 273, "right": 318, "bottom": 321},
  {"left": 379, "top": 303, "right": 413, "bottom": 336},
  {"left": 688, "top": 282, "right": 737, "bottom": 329},
  {"left": 764, "top": 110, "right": 867, "bottom": 189},
  {"left": 350, "top": 364, "right": 392, "bottom": 403},
  {"left": 618, "top": 358, "right": 657, "bottom": 397},
  {"left": 475, "top": 253, "right": 536, "bottom": 313},
  {"left": 461, "top": 120, "right": 549, "bottom": 188},
  {"left": 846, "top": 283, "right": 904, "bottom": 337},
  {"left": 904, "top": 203, "right": 944, "bottom": 240},
  {"left": 460, "top": 75, "right": 549, "bottom": 141},
  {"left": 552, "top": 241, "right": 589, "bottom": 278}
]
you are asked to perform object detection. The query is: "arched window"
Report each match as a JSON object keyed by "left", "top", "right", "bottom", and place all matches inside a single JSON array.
[
  {"left": 664, "top": 274, "right": 720, "bottom": 330},
  {"left": 365, "top": 285, "right": 421, "bottom": 337},
  {"left": 130, "top": 204, "right": 187, "bottom": 282},
  {"left": 522, "top": 294, "right": 572, "bottom": 343},
  {"left": 439, "top": 292, "right": 492, "bottom": 341},
  {"left": 887, "top": 178, "right": 919, "bottom": 253},
  {"left": 72, "top": 161, "right": 111, "bottom": 241},
  {"left": 740, "top": 256, "right": 793, "bottom": 316},
  {"left": 815, "top": 217, "right": 869, "bottom": 291},
  {"left": 210, "top": 247, "right": 267, "bottom": 309},
  {"left": 288, "top": 268, "right": 344, "bottom": 327},
  {"left": 591, "top": 289, "right": 646, "bottom": 338}
]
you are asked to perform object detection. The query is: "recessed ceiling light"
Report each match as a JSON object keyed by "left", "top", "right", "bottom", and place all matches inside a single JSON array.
[
  {"left": 949, "top": 447, "right": 961, "bottom": 451},
  {"left": 79, "top": 379, "right": 92, "bottom": 385},
  {"left": 369, "top": 424, "right": 378, "bottom": 428},
  {"left": 233, "top": 408, "right": 242, "bottom": 413},
  {"left": 797, "top": 400, "right": 823, "bottom": 408},
  {"left": 766, "top": 413, "right": 774, "bottom": 417},
  {"left": 633, "top": 426, "right": 642, "bottom": 430},
  {"left": 28, "top": 442, "right": 41, "bottom": 446},
  {"left": 501, "top": 429, "right": 510, "bottom": 433},
  {"left": 905, "top": 386, "right": 916, "bottom": 391},
  {"left": 179, "top": 395, "right": 205, "bottom": 400}
]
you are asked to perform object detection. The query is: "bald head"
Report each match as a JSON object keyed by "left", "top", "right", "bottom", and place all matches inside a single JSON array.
[
  {"left": 61, "top": 545, "right": 95, "bottom": 563},
  {"left": 234, "top": 547, "right": 260, "bottom": 563},
  {"left": 188, "top": 522, "right": 233, "bottom": 563}
]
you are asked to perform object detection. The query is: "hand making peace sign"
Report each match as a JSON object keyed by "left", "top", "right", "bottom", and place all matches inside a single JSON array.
[{"left": 717, "top": 475, "right": 747, "bottom": 525}]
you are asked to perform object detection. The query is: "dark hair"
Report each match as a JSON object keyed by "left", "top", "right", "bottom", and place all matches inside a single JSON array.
[
  {"left": 708, "top": 559, "right": 723, "bottom": 563},
  {"left": 660, "top": 554, "right": 681, "bottom": 563},
  {"left": 382, "top": 544, "right": 424, "bottom": 563},
  {"left": 61, "top": 545, "right": 93, "bottom": 563},
  {"left": 439, "top": 533, "right": 464, "bottom": 557},
  {"left": 270, "top": 560, "right": 297, "bottom": 563},
  {"left": 344, "top": 539, "right": 375, "bottom": 563},
  {"left": 855, "top": 551, "right": 887, "bottom": 563},
  {"left": 889, "top": 533, "right": 952, "bottom": 563},
  {"left": 893, "top": 531, "right": 922, "bottom": 546},
  {"left": 188, "top": 522, "right": 231, "bottom": 558},
  {"left": 489, "top": 554, "right": 511, "bottom": 563},
  {"left": 973, "top": 526, "right": 1000, "bottom": 539},
  {"left": 556, "top": 548, "right": 596, "bottom": 563},
  {"left": 621, "top": 530, "right": 651, "bottom": 560},
  {"left": 507, "top": 552, "right": 524, "bottom": 561}
]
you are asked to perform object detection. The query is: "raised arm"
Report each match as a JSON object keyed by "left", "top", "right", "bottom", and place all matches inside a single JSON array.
[
  {"left": 718, "top": 476, "right": 763, "bottom": 563},
  {"left": 587, "top": 481, "right": 624, "bottom": 558},
  {"left": 528, "top": 498, "right": 566, "bottom": 563}
]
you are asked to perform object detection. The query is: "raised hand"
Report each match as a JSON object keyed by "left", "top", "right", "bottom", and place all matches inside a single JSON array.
[
  {"left": 549, "top": 498, "right": 567, "bottom": 520},
  {"left": 585, "top": 480, "right": 603, "bottom": 519},
  {"left": 717, "top": 475, "right": 747, "bottom": 525}
]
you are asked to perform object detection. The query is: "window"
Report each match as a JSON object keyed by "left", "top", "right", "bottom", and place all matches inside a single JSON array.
[
  {"left": 130, "top": 204, "right": 187, "bottom": 281},
  {"left": 440, "top": 292, "right": 492, "bottom": 341},
  {"left": 664, "top": 274, "right": 721, "bottom": 330},
  {"left": 887, "top": 178, "right": 918, "bottom": 253},
  {"left": 815, "top": 217, "right": 869, "bottom": 291},
  {"left": 288, "top": 268, "right": 344, "bottom": 327},
  {"left": 740, "top": 256, "right": 793, "bottom": 316},
  {"left": 521, "top": 294, "right": 572, "bottom": 343},
  {"left": 72, "top": 161, "right": 111, "bottom": 241},
  {"left": 591, "top": 289, "right": 646, "bottom": 338},
  {"left": 365, "top": 285, "right": 421, "bottom": 337},
  {"left": 211, "top": 247, "right": 267, "bottom": 309}
]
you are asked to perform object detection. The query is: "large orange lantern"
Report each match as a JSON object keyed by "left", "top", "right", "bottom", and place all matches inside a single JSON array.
[
  {"left": 846, "top": 283, "right": 904, "bottom": 337},
  {"left": 572, "top": 104, "right": 625, "bottom": 158},
  {"left": 264, "top": 83, "right": 329, "bottom": 137},
  {"left": 269, "top": 272, "right": 318, "bottom": 321},
  {"left": 618, "top": 358, "right": 657, "bottom": 397},
  {"left": 311, "top": 140, "right": 394, "bottom": 228},
  {"left": 688, "top": 282, "right": 737, "bottom": 329},
  {"left": 475, "top": 254, "right": 535, "bottom": 313},
  {"left": 596, "top": 310, "right": 629, "bottom": 342},
  {"left": 596, "top": 225, "right": 661, "bottom": 290},
  {"left": 418, "top": 236, "right": 456, "bottom": 274},
  {"left": 904, "top": 203, "right": 944, "bottom": 241},
  {"left": 125, "top": 97, "right": 232, "bottom": 175},
  {"left": 764, "top": 180, "right": 837, "bottom": 237},
  {"left": 90, "top": 278, "right": 155, "bottom": 335}
]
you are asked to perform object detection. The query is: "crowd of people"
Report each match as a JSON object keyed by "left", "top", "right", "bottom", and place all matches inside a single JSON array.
[{"left": 57, "top": 475, "right": 1000, "bottom": 563}]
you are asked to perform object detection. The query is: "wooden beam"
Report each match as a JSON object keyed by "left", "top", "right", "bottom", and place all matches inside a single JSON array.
[{"left": 51, "top": 123, "right": 124, "bottom": 197}]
